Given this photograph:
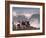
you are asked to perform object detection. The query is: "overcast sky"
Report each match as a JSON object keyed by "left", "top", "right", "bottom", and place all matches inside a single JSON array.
[{"left": 12, "top": 7, "right": 40, "bottom": 14}]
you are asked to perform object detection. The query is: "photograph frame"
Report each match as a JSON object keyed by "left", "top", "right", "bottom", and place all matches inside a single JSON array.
[{"left": 5, "top": 1, "right": 45, "bottom": 37}]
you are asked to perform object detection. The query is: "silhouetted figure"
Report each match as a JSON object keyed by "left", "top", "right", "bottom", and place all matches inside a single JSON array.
[
  {"left": 22, "top": 21, "right": 25, "bottom": 25},
  {"left": 17, "top": 24, "right": 21, "bottom": 30},
  {"left": 21, "top": 21, "right": 27, "bottom": 29},
  {"left": 27, "top": 21, "right": 30, "bottom": 25},
  {"left": 25, "top": 21, "right": 30, "bottom": 27}
]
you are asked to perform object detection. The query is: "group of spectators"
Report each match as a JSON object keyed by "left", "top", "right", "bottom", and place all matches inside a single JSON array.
[{"left": 13, "top": 20, "right": 30, "bottom": 30}]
